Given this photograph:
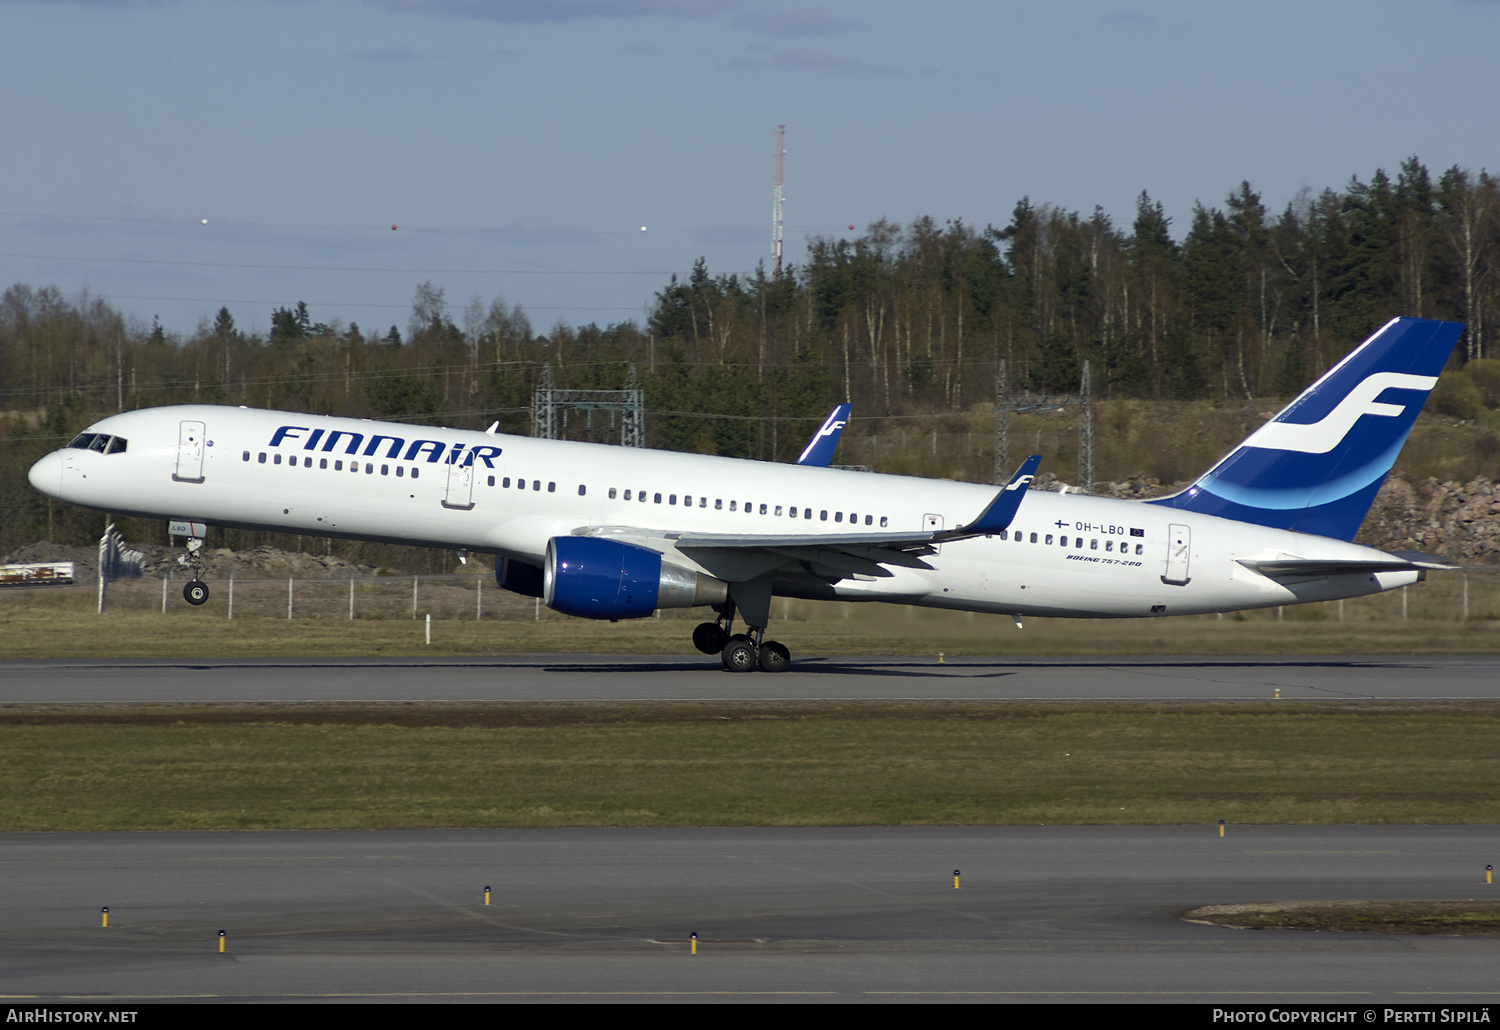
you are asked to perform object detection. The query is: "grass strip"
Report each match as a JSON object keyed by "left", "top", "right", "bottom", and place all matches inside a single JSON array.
[
  {"left": 3, "top": 702, "right": 1499, "bottom": 831},
  {"left": 1186, "top": 901, "right": 1500, "bottom": 935},
  {"left": 7, "top": 590, "right": 1500, "bottom": 659}
]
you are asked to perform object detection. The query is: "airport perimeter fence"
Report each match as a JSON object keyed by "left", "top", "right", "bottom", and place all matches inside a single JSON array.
[{"left": 9, "top": 567, "right": 1500, "bottom": 626}]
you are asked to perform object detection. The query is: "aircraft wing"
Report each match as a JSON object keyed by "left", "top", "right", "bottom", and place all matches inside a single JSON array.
[{"left": 592, "top": 455, "right": 1043, "bottom": 582}]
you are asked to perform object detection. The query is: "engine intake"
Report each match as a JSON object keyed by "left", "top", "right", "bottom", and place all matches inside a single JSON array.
[{"left": 545, "top": 536, "right": 727, "bottom": 620}]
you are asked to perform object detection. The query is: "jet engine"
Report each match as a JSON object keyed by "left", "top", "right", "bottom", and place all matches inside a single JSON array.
[
  {"left": 544, "top": 536, "right": 727, "bottom": 620},
  {"left": 495, "top": 557, "right": 544, "bottom": 598}
]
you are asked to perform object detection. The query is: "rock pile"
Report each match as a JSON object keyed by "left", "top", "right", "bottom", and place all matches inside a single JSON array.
[{"left": 1362, "top": 476, "right": 1500, "bottom": 563}]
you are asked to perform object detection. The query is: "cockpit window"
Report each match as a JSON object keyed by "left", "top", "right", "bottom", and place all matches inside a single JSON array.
[{"left": 64, "top": 433, "right": 127, "bottom": 454}]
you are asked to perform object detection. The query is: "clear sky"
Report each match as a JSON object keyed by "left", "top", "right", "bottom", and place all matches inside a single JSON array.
[{"left": 2, "top": 0, "right": 1495, "bottom": 339}]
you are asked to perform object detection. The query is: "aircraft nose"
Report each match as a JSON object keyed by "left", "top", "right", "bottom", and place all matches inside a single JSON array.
[{"left": 28, "top": 451, "right": 63, "bottom": 498}]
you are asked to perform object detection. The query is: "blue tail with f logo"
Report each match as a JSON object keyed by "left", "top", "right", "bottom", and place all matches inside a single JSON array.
[{"left": 1148, "top": 317, "right": 1465, "bottom": 541}]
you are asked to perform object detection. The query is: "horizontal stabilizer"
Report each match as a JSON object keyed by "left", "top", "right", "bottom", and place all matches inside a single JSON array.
[
  {"left": 1238, "top": 553, "right": 1455, "bottom": 579},
  {"left": 1387, "top": 550, "right": 1458, "bottom": 568}
]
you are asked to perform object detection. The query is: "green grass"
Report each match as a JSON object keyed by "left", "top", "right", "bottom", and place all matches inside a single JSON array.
[
  {"left": 5, "top": 573, "right": 1500, "bottom": 659},
  {"left": 1186, "top": 901, "right": 1500, "bottom": 935},
  {"left": 4, "top": 702, "right": 1499, "bottom": 831}
]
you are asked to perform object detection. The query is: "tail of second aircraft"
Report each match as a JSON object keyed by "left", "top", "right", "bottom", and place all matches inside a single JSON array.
[{"left": 1148, "top": 317, "right": 1465, "bottom": 541}]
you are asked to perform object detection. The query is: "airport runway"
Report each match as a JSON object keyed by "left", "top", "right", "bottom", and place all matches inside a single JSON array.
[
  {"left": 1, "top": 826, "right": 1497, "bottom": 1004},
  {"left": 3, "top": 654, "right": 1500, "bottom": 704},
  {"left": 4, "top": 658, "right": 1497, "bottom": 1004}
]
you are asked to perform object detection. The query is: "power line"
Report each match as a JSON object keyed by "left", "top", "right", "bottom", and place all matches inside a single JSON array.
[
  {"left": 97, "top": 293, "right": 641, "bottom": 313},
  {"left": 0, "top": 212, "right": 859, "bottom": 235},
  {"left": 0, "top": 252, "right": 671, "bottom": 276}
]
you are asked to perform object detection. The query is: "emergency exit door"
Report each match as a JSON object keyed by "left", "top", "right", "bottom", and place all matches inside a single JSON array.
[
  {"left": 1161, "top": 523, "right": 1191, "bottom": 585},
  {"left": 172, "top": 420, "right": 205, "bottom": 484}
]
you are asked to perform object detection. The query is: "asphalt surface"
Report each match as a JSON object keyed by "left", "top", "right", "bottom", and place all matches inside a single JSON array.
[
  {"left": 3, "top": 656, "right": 1497, "bottom": 1005},
  {"left": 1, "top": 826, "right": 1498, "bottom": 1004},
  {"left": 4, "top": 654, "right": 1500, "bottom": 704}
]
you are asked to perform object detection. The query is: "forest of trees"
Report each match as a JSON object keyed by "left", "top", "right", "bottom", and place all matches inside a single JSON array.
[{"left": 3, "top": 158, "right": 1499, "bottom": 556}]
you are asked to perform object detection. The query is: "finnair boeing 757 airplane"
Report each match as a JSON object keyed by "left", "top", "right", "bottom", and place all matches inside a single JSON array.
[{"left": 28, "top": 317, "right": 1464, "bottom": 671}]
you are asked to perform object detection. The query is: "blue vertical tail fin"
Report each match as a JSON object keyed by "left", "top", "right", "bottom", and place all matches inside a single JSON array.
[
  {"left": 1148, "top": 317, "right": 1465, "bottom": 540},
  {"left": 797, "top": 403, "right": 852, "bottom": 466}
]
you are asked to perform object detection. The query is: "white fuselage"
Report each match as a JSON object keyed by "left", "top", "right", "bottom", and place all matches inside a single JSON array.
[{"left": 29, "top": 404, "right": 1419, "bottom": 619}]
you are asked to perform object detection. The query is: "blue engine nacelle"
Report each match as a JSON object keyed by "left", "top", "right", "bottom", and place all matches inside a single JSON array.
[
  {"left": 495, "top": 557, "right": 544, "bottom": 598},
  {"left": 544, "top": 536, "right": 727, "bottom": 620}
]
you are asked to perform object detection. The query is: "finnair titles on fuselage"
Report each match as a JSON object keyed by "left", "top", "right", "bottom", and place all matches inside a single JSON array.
[{"left": 28, "top": 317, "right": 1466, "bottom": 671}]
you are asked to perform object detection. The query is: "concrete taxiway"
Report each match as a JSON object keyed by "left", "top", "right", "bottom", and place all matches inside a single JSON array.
[
  {"left": 1, "top": 826, "right": 1498, "bottom": 1004},
  {"left": 4, "top": 654, "right": 1500, "bottom": 704}
]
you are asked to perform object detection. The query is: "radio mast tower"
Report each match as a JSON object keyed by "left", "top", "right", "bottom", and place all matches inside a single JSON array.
[{"left": 772, "top": 125, "right": 785, "bottom": 280}]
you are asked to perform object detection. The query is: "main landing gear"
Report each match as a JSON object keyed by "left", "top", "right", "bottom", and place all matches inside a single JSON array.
[{"left": 692, "top": 603, "right": 791, "bottom": 673}]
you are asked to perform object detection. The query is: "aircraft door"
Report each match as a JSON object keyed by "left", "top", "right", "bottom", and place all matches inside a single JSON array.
[
  {"left": 1161, "top": 523, "right": 1191, "bottom": 585},
  {"left": 442, "top": 459, "right": 475, "bottom": 511},
  {"left": 172, "top": 420, "right": 206, "bottom": 484},
  {"left": 925, "top": 512, "right": 944, "bottom": 555}
]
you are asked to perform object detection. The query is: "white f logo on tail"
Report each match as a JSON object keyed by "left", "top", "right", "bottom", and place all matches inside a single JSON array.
[{"left": 1247, "top": 372, "right": 1437, "bottom": 455}]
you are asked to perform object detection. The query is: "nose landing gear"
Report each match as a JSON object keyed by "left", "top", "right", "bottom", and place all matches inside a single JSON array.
[{"left": 170, "top": 521, "right": 212, "bottom": 606}]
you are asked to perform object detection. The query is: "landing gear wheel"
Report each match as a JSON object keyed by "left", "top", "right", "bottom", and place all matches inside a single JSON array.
[
  {"left": 758, "top": 640, "right": 790, "bottom": 673},
  {"left": 693, "top": 622, "right": 730, "bottom": 655},
  {"left": 721, "top": 636, "right": 757, "bottom": 673},
  {"left": 183, "top": 581, "right": 210, "bottom": 606}
]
